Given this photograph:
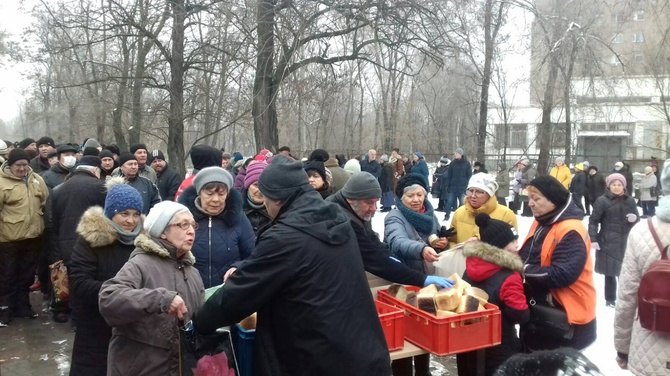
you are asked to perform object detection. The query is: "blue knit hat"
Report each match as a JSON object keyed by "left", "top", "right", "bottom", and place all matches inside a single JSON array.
[{"left": 104, "top": 181, "right": 144, "bottom": 219}]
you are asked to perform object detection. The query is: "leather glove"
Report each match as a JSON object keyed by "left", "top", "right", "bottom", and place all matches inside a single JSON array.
[
  {"left": 626, "top": 213, "right": 637, "bottom": 223},
  {"left": 424, "top": 276, "right": 454, "bottom": 289},
  {"left": 592, "top": 242, "right": 600, "bottom": 251},
  {"left": 439, "top": 226, "right": 457, "bottom": 238}
]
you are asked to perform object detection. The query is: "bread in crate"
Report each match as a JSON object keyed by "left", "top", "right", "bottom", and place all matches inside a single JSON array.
[{"left": 386, "top": 280, "right": 489, "bottom": 317}]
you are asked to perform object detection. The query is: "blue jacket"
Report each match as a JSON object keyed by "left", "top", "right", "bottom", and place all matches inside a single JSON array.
[
  {"left": 442, "top": 157, "right": 472, "bottom": 194},
  {"left": 384, "top": 207, "right": 440, "bottom": 272},
  {"left": 179, "top": 185, "right": 256, "bottom": 288},
  {"left": 412, "top": 160, "right": 429, "bottom": 182}
]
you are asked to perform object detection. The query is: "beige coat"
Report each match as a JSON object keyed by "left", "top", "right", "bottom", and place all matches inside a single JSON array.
[{"left": 0, "top": 162, "right": 48, "bottom": 242}]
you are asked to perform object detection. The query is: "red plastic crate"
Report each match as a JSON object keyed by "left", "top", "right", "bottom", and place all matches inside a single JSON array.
[
  {"left": 375, "top": 300, "right": 405, "bottom": 351},
  {"left": 378, "top": 286, "right": 501, "bottom": 356}
]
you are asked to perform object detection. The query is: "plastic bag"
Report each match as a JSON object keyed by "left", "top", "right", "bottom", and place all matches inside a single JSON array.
[{"left": 49, "top": 260, "right": 69, "bottom": 304}]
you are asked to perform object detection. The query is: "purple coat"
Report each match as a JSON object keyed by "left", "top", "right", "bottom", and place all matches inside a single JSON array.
[{"left": 234, "top": 168, "right": 247, "bottom": 191}]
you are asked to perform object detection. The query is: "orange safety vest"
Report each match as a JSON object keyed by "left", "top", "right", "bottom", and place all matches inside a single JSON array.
[{"left": 523, "top": 219, "right": 596, "bottom": 325}]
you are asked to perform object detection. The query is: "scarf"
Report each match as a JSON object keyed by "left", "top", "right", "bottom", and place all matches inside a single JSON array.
[
  {"left": 154, "top": 236, "right": 182, "bottom": 260},
  {"left": 107, "top": 218, "right": 142, "bottom": 245},
  {"left": 247, "top": 192, "right": 264, "bottom": 209},
  {"left": 395, "top": 197, "right": 435, "bottom": 236}
]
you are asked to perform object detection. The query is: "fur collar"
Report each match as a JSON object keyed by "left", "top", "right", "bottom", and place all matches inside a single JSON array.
[
  {"left": 462, "top": 241, "right": 523, "bottom": 273},
  {"left": 134, "top": 233, "right": 195, "bottom": 265},
  {"left": 77, "top": 206, "right": 147, "bottom": 248},
  {"left": 179, "top": 184, "right": 244, "bottom": 227}
]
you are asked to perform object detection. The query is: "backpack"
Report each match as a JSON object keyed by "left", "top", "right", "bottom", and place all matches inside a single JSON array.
[{"left": 639, "top": 218, "right": 670, "bottom": 334}]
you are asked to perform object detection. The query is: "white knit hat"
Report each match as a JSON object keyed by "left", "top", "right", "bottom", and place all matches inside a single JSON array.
[
  {"left": 144, "top": 201, "right": 191, "bottom": 237},
  {"left": 467, "top": 173, "right": 499, "bottom": 197}
]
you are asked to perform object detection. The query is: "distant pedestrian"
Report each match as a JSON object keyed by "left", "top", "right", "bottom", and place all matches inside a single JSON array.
[{"left": 442, "top": 148, "right": 472, "bottom": 220}]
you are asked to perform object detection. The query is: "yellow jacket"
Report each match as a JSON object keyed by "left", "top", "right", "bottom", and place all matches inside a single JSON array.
[
  {"left": 448, "top": 196, "right": 517, "bottom": 245},
  {"left": 550, "top": 165, "right": 572, "bottom": 189},
  {"left": 0, "top": 163, "right": 49, "bottom": 242}
]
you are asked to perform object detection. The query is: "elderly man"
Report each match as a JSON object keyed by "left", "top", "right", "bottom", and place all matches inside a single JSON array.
[
  {"left": 194, "top": 155, "right": 391, "bottom": 376},
  {"left": 0, "top": 149, "right": 50, "bottom": 325},
  {"left": 149, "top": 150, "right": 182, "bottom": 201},
  {"left": 360, "top": 148, "right": 381, "bottom": 179},
  {"left": 112, "top": 143, "right": 158, "bottom": 184},
  {"left": 43, "top": 144, "right": 79, "bottom": 190},
  {"left": 114, "top": 153, "right": 161, "bottom": 214}
]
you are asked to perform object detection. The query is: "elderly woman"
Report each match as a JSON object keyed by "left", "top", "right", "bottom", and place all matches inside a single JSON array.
[
  {"left": 178, "top": 166, "right": 255, "bottom": 288},
  {"left": 512, "top": 158, "right": 536, "bottom": 217},
  {"left": 639, "top": 165, "right": 658, "bottom": 218},
  {"left": 99, "top": 201, "right": 205, "bottom": 376},
  {"left": 384, "top": 173, "right": 445, "bottom": 376},
  {"left": 242, "top": 161, "right": 271, "bottom": 235},
  {"left": 518, "top": 176, "right": 597, "bottom": 351},
  {"left": 69, "top": 181, "right": 144, "bottom": 376},
  {"left": 588, "top": 173, "right": 638, "bottom": 308}
]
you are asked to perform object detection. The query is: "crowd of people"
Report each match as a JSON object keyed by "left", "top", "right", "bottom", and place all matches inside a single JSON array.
[{"left": 0, "top": 136, "right": 667, "bottom": 376}]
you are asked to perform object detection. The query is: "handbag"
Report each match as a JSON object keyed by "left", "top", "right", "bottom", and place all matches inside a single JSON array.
[
  {"left": 49, "top": 260, "right": 69, "bottom": 305},
  {"left": 528, "top": 302, "right": 574, "bottom": 340}
]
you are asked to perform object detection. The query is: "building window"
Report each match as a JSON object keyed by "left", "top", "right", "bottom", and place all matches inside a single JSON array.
[
  {"left": 612, "top": 33, "right": 624, "bottom": 43},
  {"left": 610, "top": 54, "right": 621, "bottom": 65},
  {"left": 612, "top": 14, "right": 625, "bottom": 23},
  {"left": 632, "top": 32, "right": 644, "bottom": 43},
  {"left": 495, "top": 124, "right": 527, "bottom": 149},
  {"left": 633, "top": 11, "right": 645, "bottom": 21}
]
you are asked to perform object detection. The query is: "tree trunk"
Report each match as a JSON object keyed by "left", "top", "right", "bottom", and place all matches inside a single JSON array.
[
  {"left": 168, "top": 0, "right": 186, "bottom": 177},
  {"left": 563, "top": 42, "right": 578, "bottom": 165},
  {"left": 129, "top": 34, "right": 146, "bottom": 146},
  {"left": 538, "top": 57, "right": 560, "bottom": 175},
  {"left": 111, "top": 36, "right": 130, "bottom": 151},
  {"left": 252, "top": 0, "right": 279, "bottom": 152}
]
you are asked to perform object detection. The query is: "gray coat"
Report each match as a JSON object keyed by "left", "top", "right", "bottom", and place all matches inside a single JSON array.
[
  {"left": 588, "top": 191, "right": 638, "bottom": 276},
  {"left": 99, "top": 234, "right": 205, "bottom": 376},
  {"left": 514, "top": 164, "right": 536, "bottom": 202},
  {"left": 495, "top": 163, "right": 510, "bottom": 200},
  {"left": 384, "top": 207, "right": 440, "bottom": 273},
  {"left": 638, "top": 173, "right": 657, "bottom": 201}
]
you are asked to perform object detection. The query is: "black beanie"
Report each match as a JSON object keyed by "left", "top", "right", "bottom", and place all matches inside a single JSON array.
[
  {"left": 99, "top": 149, "right": 115, "bottom": 160},
  {"left": 83, "top": 147, "right": 100, "bottom": 156},
  {"left": 190, "top": 145, "right": 223, "bottom": 171},
  {"left": 304, "top": 160, "right": 327, "bottom": 181},
  {"left": 37, "top": 136, "right": 55, "bottom": 148},
  {"left": 308, "top": 149, "right": 330, "bottom": 162},
  {"left": 475, "top": 213, "right": 517, "bottom": 250},
  {"left": 118, "top": 152, "right": 137, "bottom": 167},
  {"left": 528, "top": 175, "right": 570, "bottom": 208},
  {"left": 19, "top": 138, "right": 36, "bottom": 149},
  {"left": 129, "top": 143, "right": 147, "bottom": 154},
  {"left": 258, "top": 155, "right": 309, "bottom": 201},
  {"left": 395, "top": 173, "right": 429, "bottom": 199},
  {"left": 78, "top": 156, "right": 102, "bottom": 168},
  {"left": 494, "top": 347, "right": 603, "bottom": 376},
  {"left": 8, "top": 148, "right": 30, "bottom": 165},
  {"left": 104, "top": 144, "right": 120, "bottom": 156}
]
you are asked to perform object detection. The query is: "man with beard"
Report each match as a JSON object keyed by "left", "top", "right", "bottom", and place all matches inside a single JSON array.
[{"left": 149, "top": 150, "right": 182, "bottom": 201}]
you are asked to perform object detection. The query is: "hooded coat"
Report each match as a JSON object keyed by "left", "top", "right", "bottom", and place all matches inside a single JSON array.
[
  {"left": 99, "top": 234, "right": 205, "bottom": 376},
  {"left": 193, "top": 187, "right": 391, "bottom": 376},
  {"left": 589, "top": 190, "right": 638, "bottom": 276},
  {"left": 179, "top": 185, "right": 255, "bottom": 288},
  {"left": 457, "top": 242, "right": 529, "bottom": 376},
  {"left": 68, "top": 207, "right": 140, "bottom": 376}
]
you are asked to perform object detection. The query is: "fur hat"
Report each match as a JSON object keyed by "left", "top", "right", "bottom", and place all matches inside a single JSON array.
[
  {"left": 144, "top": 201, "right": 191, "bottom": 237},
  {"left": 467, "top": 173, "right": 499, "bottom": 197},
  {"left": 475, "top": 213, "right": 517, "bottom": 250},
  {"left": 244, "top": 161, "right": 268, "bottom": 190},
  {"left": 258, "top": 155, "right": 309, "bottom": 201},
  {"left": 104, "top": 178, "right": 144, "bottom": 219},
  {"left": 193, "top": 166, "right": 233, "bottom": 193},
  {"left": 341, "top": 172, "right": 382, "bottom": 200},
  {"left": 528, "top": 175, "right": 570, "bottom": 208},
  {"left": 606, "top": 173, "right": 626, "bottom": 189},
  {"left": 395, "top": 173, "right": 428, "bottom": 199},
  {"left": 7, "top": 148, "right": 30, "bottom": 165},
  {"left": 308, "top": 149, "right": 329, "bottom": 162}
]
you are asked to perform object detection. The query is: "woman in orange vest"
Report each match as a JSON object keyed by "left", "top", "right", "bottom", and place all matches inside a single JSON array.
[{"left": 518, "top": 175, "right": 597, "bottom": 351}]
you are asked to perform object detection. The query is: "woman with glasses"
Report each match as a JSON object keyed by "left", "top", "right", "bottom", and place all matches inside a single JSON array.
[
  {"left": 178, "top": 166, "right": 255, "bottom": 288},
  {"left": 99, "top": 201, "right": 205, "bottom": 376}
]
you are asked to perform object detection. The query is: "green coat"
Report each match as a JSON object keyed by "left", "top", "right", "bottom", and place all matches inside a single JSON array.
[{"left": 0, "top": 163, "right": 49, "bottom": 242}]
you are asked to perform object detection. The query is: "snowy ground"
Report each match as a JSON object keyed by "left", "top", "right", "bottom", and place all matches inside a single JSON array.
[{"left": 370, "top": 194, "right": 633, "bottom": 376}]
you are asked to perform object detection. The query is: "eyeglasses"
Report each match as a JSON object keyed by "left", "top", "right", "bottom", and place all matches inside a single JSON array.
[
  {"left": 467, "top": 189, "right": 487, "bottom": 198},
  {"left": 170, "top": 221, "right": 199, "bottom": 230}
]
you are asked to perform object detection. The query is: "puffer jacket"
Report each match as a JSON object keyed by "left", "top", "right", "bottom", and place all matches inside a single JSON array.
[
  {"left": 384, "top": 200, "right": 440, "bottom": 272},
  {"left": 588, "top": 190, "right": 638, "bottom": 276},
  {"left": 638, "top": 173, "right": 658, "bottom": 201},
  {"left": 99, "top": 234, "right": 205, "bottom": 376},
  {"left": 0, "top": 163, "right": 49, "bottom": 242},
  {"left": 614, "top": 213, "right": 670, "bottom": 376},
  {"left": 179, "top": 185, "right": 255, "bottom": 288},
  {"left": 448, "top": 196, "right": 518, "bottom": 245},
  {"left": 550, "top": 165, "right": 572, "bottom": 189}
]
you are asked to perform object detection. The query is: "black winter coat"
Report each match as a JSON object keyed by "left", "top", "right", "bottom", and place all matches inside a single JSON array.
[
  {"left": 68, "top": 207, "right": 138, "bottom": 376},
  {"left": 588, "top": 191, "right": 638, "bottom": 276},
  {"left": 156, "top": 164, "right": 182, "bottom": 201},
  {"left": 570, "top": 171, "right": 588, "bottom": 196},
  {"left": 327, "top": 191, "right": 426, "bottom": 287},
  {"left": 51, "top": 170, "right": 107, "bottom": 264},
  {"left": 242, "top": 190, "right": 272, "bottom": 236},
  {"left": 443, "top": 157, "right": 472, "bottom": 195},
  {"left": 379, "top": 163, "right": 394, "bottom": 193},
  {"left": 586, "top": 172, "right": 606, "bottom": 202},
  {"left": 127, "top": 175, "right": 161, "bottom": 214},
  {"left": 30, "top": 156, "right": 50, "bottom": 175},
  {"left": 361, "top": 158, "right": 382, "bottom": 179},
  {"left": 194, "top": 186, "right": 391, "bottom": 376},
  {"left": 432, "top": 165, "right": 448, "bottom": 197},
  {"left": 42, "top": 163, "right": 71, "bottom": 190}
]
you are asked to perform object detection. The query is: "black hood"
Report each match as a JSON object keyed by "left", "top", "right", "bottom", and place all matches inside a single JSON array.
[
  {"left": 179, "top": 184, "right": 244, "bottom": 227},
  {"left": 190, "top": 145, "right": 223, "bottom": 171}
]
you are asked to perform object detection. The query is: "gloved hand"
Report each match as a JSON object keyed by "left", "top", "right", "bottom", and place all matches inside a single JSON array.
[
  {"left": 424, "top": 276, "right": 454, "bottom": 289},
  {"left": 439, "top": 226, "right": 457, "bottom": 238},
  {"left": 626, "top": 213, "right": 637, "bottom": 223},
  {"left": 592, "top": 242, "right": 600, "bottom": 251}
]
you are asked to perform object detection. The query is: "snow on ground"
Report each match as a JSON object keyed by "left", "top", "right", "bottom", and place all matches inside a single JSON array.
[{"left": 370, "top": 193, "right": 633, "bottom": 375}]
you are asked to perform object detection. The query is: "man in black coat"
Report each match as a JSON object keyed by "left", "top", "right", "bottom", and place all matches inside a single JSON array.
[
  {"left": 195, "top": 155, "right": 392, "bottom": 376},
  {"left": 149, "top": 150, "right": 182, "bottom": 201},
  {"left": 43, "top": 144, "right": 78, "bottom": 190},
  {"left": 360, "top": 148, "right": 382, "bottom": 179},
  {"left": 587, "top": 166, "right": 606, "bottom": 206},
  {"left": 30, "top": 136, "right": 56, "bottom": 174}
]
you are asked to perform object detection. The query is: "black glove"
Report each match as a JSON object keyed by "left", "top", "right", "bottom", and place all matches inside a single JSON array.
[{"left": 438, "top": 226, "right": 456, "bottom": 238}]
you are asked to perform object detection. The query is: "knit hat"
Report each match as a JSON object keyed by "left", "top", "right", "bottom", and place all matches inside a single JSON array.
[
  {"left": 341, "top": 172, "right": 382, "bottom": 200},
  {"left": 555, "top": 156, "right": 564, "bottom": 164},
  {"left": 190, "top": 145, "right": 223, "bottom": 171},
  {"left": 278, "top": 146, "right": 291, "bottom": 153},
  {"left": 78, "top": 156, "right": 102, "bottom": 168},
  {"left": 475, "top": 213, "right": 517, "bottom": 250},
  {"left": 130, "top": 143, "right": 147, "bottom": 154},
  {"left": 413, "top": 152, "right": 423, "bottom": 159},
  {"left": 439, "top": 156, "right": 450, "bottom": 164},
  {"left": 395, "top": 173, "right": 429, "bottom": 199},
  {"left": 57, "top": 144, "right": 79, "bottom": 156},
  {"left": 244, "top": 161, "right": 268, "bottom": 189},
  {"left": 467, "top": 173, "right": 499, "bottom": 197},
  {"left": 455, "top": 148, "right": 464, "bottom": 156},
  {"left": 528, "top": 175, "right": 570, "bottom": 208},
  {"left": 661, "top": 159, "right": 670, "bottom": 195},
  {"left": 474, "top": 161, "right": 483, "bottom": 168},
  {"left": 583, "top": 161, "right": 590, "bottom": 168},
  {"left": 494, "top": 347, "right": 603, "bottom": 376},
  {"left": 605, "top": 173, "right": 626, "bottom": 189},
  {"left": 574, "top": 163, "right": 584, "bottom": 172},
  {"left": 19, "top": 138, "right": 36, "bottom": 149},
  {"left": 99, "top": 149, "right": 115, "bottom": 160},
  {"left": 232, "top": 152, "right": 244, "bottom": 162},
  {"left": 234, "top": 158, "right": 246, "bottom": 169},
  {"left": 37, "top": 136, "right": 55, "bottom": 148},
  {"left": 83, "top": 147, "right": 100, "bottom": 156},
  {"left": 7, "top": 148, "right": 30, "bottom": 165},
  {"left": 614, "top": 161, "right": 624, "bottom": 170},
  {"left": 104, "top": 181, "right": 144, "bottom": 219},
  {"left": 344, "top": 159, "right": 361, "bottom": 175},
  {"left": 258, "top": 155, "right": 310, "bottom": 201},
  {"left": 83, "top": 138, "right": 102, "bottom": 149},
  {"left": 221, "top": 152, "right": 232, "bottom": 160},
  {"left": 304, "top": 160, "right": 327, "bottom": 181},
  {"left": 0, "top": 140, "right": 7, "bottom": 155},
  {"left": 104, "top": 144, "right": 120, "bottom": 156},
  {"left": 380, "top": 154, "right": 389, "bottom": 163},
  {"left": 151, "top": 150, "right": 166, "bottom": 161},
  {"left": 308, "top": 149, "right": 329, "bottom": 162},
  {"left": 193, "top": 166, "right": 233, "bottom": 193},
  {"left": 118, "top": 152, "right": 137, "bottom": 167},
  {"left": 144, "top": 201, "right": 191, "bottom": 237},
  {"left": 258, "top": 149, "right": 273, "bottom": 160}
]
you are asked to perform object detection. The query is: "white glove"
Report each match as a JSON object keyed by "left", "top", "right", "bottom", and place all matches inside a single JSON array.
[
  {"left": 592, "top": 242, "right": 600, "bottom": 251},
  {"left": 626, "top": 213, "right": 637, "bottom": 223}
]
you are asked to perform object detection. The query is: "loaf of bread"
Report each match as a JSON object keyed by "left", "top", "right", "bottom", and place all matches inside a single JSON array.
[
  {"left": 455, "top": 295, "right": 480, "bottom": 314},
  {"left": 448, "top": 273, "right": 472, "bottom": 294},
  {"left": 406, "top": 291, "right": 418, "bottom": 307},
  {"left": 388, "top": 284, "right": 409, "bottom": 302},
  {"left": 436, "top": 309, "right": 458, "bottom": 318},
  {"left": 434, "top": 287, "right": 461, "bottom": 311},
  {"left": 419, "top": 284, "right": 439, "bottom": 295},
  {"left": 464, "top": 286, "right": 489, "bottom": 306},
  {"left": 417, "top": 293, "right": 437, "bottom": 314},
  {"left": 239, "top": 313, "right": 257, "bottom": 330}
]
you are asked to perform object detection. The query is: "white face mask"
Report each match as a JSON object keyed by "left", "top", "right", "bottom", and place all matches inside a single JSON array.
[{"left": 62, "top": 155, "right": 77, "bottom": 169}]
